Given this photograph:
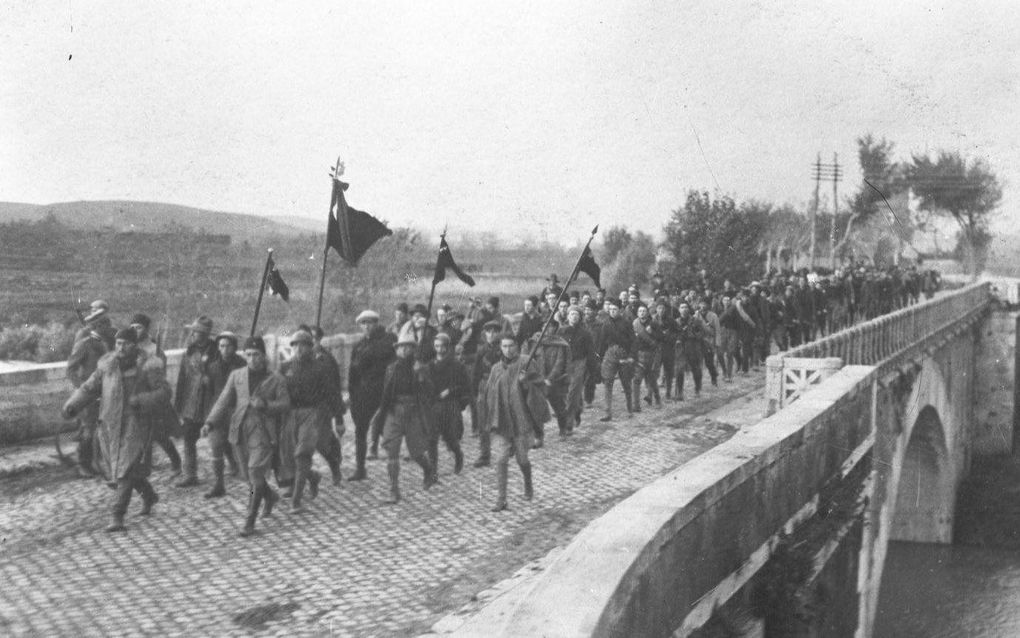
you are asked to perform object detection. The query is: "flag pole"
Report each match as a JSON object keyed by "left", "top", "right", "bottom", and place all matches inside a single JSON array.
[
  {"left": 524, "top": 225, "right": 599, "bottom": 372},
  {"left": 424, "top": 228, "right": 447, "bottom": 322},
  {"left": 251, "top": 248, "right": 274, "bottom": 337},
  {"left": 316, "top": 157, "right": 344, "bottom": 330}
]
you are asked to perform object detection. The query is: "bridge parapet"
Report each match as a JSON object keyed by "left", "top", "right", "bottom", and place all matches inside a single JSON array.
[{"left": 764, "top": 282, "right": 991, "bottom": 416}]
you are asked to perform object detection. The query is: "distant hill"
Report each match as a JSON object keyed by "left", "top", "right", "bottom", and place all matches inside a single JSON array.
[{"left": 0, "top": 200, "right": 320, "bottom": 243}]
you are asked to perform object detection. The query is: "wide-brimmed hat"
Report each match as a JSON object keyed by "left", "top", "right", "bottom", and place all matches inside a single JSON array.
[
  {"left": 356, "top": 310, "right": 380, "bottom": 323},
  {"left": 411, "top": 303, "right": 428, "bottom": 317},
  {"left": 83, "top": 299, "right": 109, "bottom": 323},
  {"left": 185, "top": 316, "right": 214, "bottom": 334}
]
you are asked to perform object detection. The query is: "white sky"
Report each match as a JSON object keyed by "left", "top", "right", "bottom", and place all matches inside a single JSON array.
[{"left": 2, "top": 1, "right": 1018, "bottom": 244}]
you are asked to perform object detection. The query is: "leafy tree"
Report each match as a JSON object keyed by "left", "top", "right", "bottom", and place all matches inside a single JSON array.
[
  {"left": 604, "top": 231, "right": 656, "bottom": 293},
  {"left": 837, "top": 135, "right": 907, "bottom": 261},
  {"left": 601, "top": 226, "right": 633, "bottom": 264},
  {"left": 908, "top": 151, "right": 1002, "bottom": 275}
]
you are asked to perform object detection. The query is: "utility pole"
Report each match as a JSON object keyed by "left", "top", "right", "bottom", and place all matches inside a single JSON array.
[
  {"left": 809, "top": 154, "right": 821, "bottom": 270},
  {"left": 810, "top": 154, "right": 841, "bottom": 271}
]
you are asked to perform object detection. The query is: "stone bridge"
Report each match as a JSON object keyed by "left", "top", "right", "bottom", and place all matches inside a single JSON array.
[{"left": 454, "top": 282, "right": 1014, "bottom": 637}]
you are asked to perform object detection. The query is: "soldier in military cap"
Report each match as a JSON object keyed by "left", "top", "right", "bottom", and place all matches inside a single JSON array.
[
  {"left": 280, "top": 329, "right": 346, "bottom": 512},
  {"left": 200, "top": 331, "right": 247, "bottom": 497},
  {"left": 371, "top": 334, "right": 437, "bottom": 504}
]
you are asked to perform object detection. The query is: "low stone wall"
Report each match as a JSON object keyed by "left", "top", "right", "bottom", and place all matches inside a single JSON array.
[
  {"left": 454, "top": 365, "right": 876, "bottom": 637},
  {"left": 0, "top": 333, "right": 363, "bottom": 446}
]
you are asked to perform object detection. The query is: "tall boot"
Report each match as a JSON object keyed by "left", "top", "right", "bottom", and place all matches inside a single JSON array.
[
  {"left": 624, "top": 388, "right": 634, "bottom": 415},
  {"left": 176, "top": 434, "right": 199, "bottom": 487},
  {"left": 491, "top": 462, "right": 509, "bottom": 512},
  {"left": 204, "top": 459, "right": 226, "bottom": 498},
  {"left": 291, "top": 465, "right": 308, "bottom": 513},
  {"left": 453, "top": 444, "right": 464, "bottom": 474},
  {"left": 631, "top": 377, "right": 643, "bottom": 413},
  {"left": 521, "top": 462, "right": 533, "bottom": 500},
  {"left": 473, "top": 428, "right": 491, "bottom": 467},
  {"left": 427, "top": 438, "right": 440, "bottom": 483},
  {"left": 417, "top": 455, "right": 437, "bottom": 489},
  {"left": 350, "top": 426, "right": 368, "bottom": 480},
  {"left": 240, "top": 487, "right": 263, "bottom": 537},
  {"left": 327, "top": 456, "right": 342, "bottom": 487},
  {"left": 385, "top": 460, "right": 401, "bottom": 504},
  {"left": 600, "top": 382, "right": 613, "bottom": 422}
]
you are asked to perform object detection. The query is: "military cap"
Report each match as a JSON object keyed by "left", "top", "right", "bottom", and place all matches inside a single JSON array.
[
  {"left": 549, "top": 273, "right": 559, "bottom": 282},
  {"left": 216, "top": 331, "right": 239, "bottom": 348},
  {"left": 129, "top": 313, "right": 151, "bottom": 329},
  {"left": 243, "top": 336, "right": 266, "bottom": 353},
  {"left": 185, "top": 316, "right": 214, "bottom": 334},
  {"left": 527, "top": 295, "right": 540, "bottom": 306},
  {"left": 114, "top": 327, "right": 138, "bottom": 343},
  {"left": 84, "top": 300, "right": 109, "bottom": 323},
  {"left": 411, "top": 303, "right": 429, "bottom": 317},
  {"left": 289, "top": 329, "right": 313, "bottom": 346},
  {"left": 356, "top": 310, "right": 381, "bottom": 323},
  {"left": 483, "top": 319, "right": 502, "bottom": 331},
  {"left": 487, "top": 296, "right": 500, "bottom": 308},
  {"left": 396, "top": 302, "right": 409, "bottom": 314}
]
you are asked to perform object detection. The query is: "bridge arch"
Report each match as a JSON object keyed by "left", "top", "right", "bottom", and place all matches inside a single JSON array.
[{"left": 889, "top": 405, "right": 954, "bottom": 543}]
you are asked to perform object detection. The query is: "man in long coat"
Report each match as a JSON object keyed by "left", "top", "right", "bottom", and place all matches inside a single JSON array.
[
  {"left": 174, "top": 316, "right": 218, "bottom": 488},
  {"left": 557, "top": 305, "right": 595, "bottom": 432},
  {"left": 371, "top": 335, "right": 437, "bottom": 504},
  {"left": 129, "top": 313, "right": 183, "bottom": 477},
  {"left": 482, "top": 333, "right": 549, "bottom": 512},
  {"left": 596, "top": 298, "right": 635, "bottom": 421},
  {"left": 66, "top": 302, "right": 115, "bottom": 478},
  {"left": 347, "top": 310, "right": 396, "bottom": 480},
  {"left": 62, "top": 328, "right": 170, "bottom": 532},
  {"left": 525, "top": 329, "right": 569, "bottom": 444},
  {"left": 204, "top": 336, "right": 290, "bottom": 537},
  {"left": 471, "top": 320, "right": 503, "bottom": 468}
]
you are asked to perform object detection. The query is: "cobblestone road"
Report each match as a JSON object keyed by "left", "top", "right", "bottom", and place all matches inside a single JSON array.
[{"left": 0, "top": 376, "right": 763, "bottom": 637}]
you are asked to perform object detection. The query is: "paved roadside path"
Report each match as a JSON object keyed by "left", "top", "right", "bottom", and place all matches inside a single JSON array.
[{"left": 0, "top": 375, "right": 764, "bottom": 637}]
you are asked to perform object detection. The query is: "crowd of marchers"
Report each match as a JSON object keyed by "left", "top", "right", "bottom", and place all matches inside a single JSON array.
[{"left": 58, "top": 263, "right": 940, "bottom": 537}]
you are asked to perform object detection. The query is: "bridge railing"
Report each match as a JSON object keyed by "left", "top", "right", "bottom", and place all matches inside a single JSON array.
[{"left": 764, "top": 281, "right": 991, "bottom": 416}]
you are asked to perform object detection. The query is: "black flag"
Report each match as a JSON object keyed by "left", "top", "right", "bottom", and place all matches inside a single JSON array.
[
  {"left": 578, "top": 245, "right": 601, "bottom": 288},
  {"left": 327, "top": 179, "right": 392, "bottom": 266},
  {"left": 266, "top": 257, "right": 290, "bottom": 302},
  {"left": 433, "top": 235, "right": 475, "bottom": 287}
]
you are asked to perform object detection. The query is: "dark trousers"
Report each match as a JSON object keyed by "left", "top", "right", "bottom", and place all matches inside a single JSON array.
[
  {"left": 660, "top": 346, "right": 676, "bottom": 397},
  {"left": 738, "top": 330, "right": 755, "bottom": 372},
  {"left": 112, "top": 476, "right": 156, "bottom": 516},
  {"left": 583, "top": 371, "right": 598, "bottom": 405},
  {"left": 675, "top": 343, "right": 703, "bottom": 396},
  {"left": 701, "top": 342, "right": 718, "bottom": 384},
  {"left": 152, "top": 427, "right": 182, "bottom": 470},
  {"left": 181, "top": 419, "right": 202, "bottom": 479},
  {"left": 353, "top": 414, "right": 371, "bottom": 472}
]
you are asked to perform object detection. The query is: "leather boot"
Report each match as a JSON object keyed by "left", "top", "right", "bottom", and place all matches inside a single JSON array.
[
  {"left": 491, "top": 462, "right": 509, "bottom": 512},
  {"left": 139, "top": 482, "right": 159, "bottom": 516},
  {"left": 453, "top": 445, "right": 464, "bottom": 475},
  {"left": 327, "top": 457, "right": 342, "bottom": 487},
  {"left": 385, "top": 461, "right": 401, "bottom": 504},
  {"left": 418, "top": 456, "right": 437, "bottom": 489},
  {"left": 521, "top": 462, "right": 533, "bottom": 500},
  {"left": 240, "top": 487, "right": 263, "bottom": 537},
  {"left": 262, "top": 485, "right": 279, "bottom": 518},
  {"left": 291, "top": 468, "right": 308, "bottom": 513},
  {"left": 106, "top": 514, "right": 127, "bottom": 533},
  {"left": 308, "top": 471, "right": 321, "bottom": 500},
  {"left": 204, "top": 459, "right": 226, "bottom": 498}
]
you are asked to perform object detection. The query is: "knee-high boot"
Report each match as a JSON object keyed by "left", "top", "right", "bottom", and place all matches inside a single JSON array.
[
  {"left": 521, "top": 462, "right": 533, "bottom": 500},
  {"left": 416, "top": 455, "right": 437, "bottom": 489},
  {"left": 631, "top": 376, "right": 643, "bottom": 412},
  {"left": 292, "top": 462, "right": 308, "bottom": 512},
  {"left": 240, "top": 486, "right": 263, "bottom": 537},
  {"left": 386, "top": 460, "right": 401, "bottom": 504},
  {"left": 492, "top": 462, "right": 509, "bottom": 511},
  {"left": 600, "top": 381, "right": 613, "bottom": 421},
  {"left": 204, "top": 459, "right": 226, "bottom": 498}
]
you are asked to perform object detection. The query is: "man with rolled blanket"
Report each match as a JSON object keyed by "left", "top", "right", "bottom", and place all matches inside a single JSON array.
[
  {"left": 204, "top": 336, "right": 290, "bottom": 537},
  {"left": 61, "top": 327, "right": 170, "bottom": 532}
]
